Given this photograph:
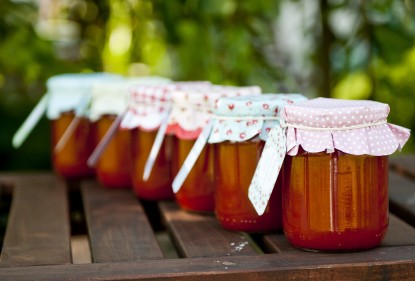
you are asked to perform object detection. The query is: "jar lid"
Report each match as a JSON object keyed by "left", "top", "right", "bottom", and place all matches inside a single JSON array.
[
  {"left": 90, "top": 77, "right": 172, "bottom": 121},
  {"left": 168, "top": 85, "right": 262, "bottom": 140},
  {"left": 120, "top": 81, "right": 211, "bottom": 131},
  {"left": 208, "top": 94, "right": 307, "bottom": 143},
  {"left": 46, "top": 72, "right": 122, "bottom": 119},
  {"left": 282, "top": 97, "right": 411, "bottom": 156}
]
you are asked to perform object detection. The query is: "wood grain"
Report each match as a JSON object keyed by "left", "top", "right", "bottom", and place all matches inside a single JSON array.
[
  {"left": 159, "top": 201, "right": 257, "bottom": 258},
  {"left": 0, "top": 246, "right": 414, "bottom": 281},
  {"left": 0, "top": 174, "right": 71, "bottom": 267},
  {"left": 390, "top": 155, "right": 415, "bottom": 180},
  {"left": 81, "top": 180, "right": 164, "bottom": 262},
  {"left": 389, "top": 172, "right": 415, "bottom": 227}
]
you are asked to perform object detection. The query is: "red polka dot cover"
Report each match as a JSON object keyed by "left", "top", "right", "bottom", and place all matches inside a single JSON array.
[
  {"left": 167, "top": 85, "right": 262, "bottom": 140},
  {"left": 281, "top": 98, "right": 411, "bottom": 156},
  {"left": 208, "top": 94, "right": 308, "bottom": 143}
]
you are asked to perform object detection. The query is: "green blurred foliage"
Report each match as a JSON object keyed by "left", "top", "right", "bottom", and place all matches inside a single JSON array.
[
  {"left": 0, "top": 0, "right": 109, "bottom": 170},
  {"left": 1, "top": 0, "right": 415, "bottom": 171}
]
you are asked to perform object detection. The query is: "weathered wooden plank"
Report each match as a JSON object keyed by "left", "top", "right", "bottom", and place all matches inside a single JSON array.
[
  {"left": 389, "top": 172, "right": 415, "bottom": 227},
  {"left": 262, "top": 233, "right": 297, "bottom": 253},
  {"left": 159, "top": 201, "right": 257, "bottom": 258},
  {"left": 390, "top": 155, "right": 415, "bottom": 180},
  {"left": 382, "top": 214, "right": 415, "bottom": 246},
  {"left": 1, "top": 246, "right": 415, "bottom": 281},
  {"left": 0, "top": 174, "right": 71, "bottom": 267},
  {"left": 81, "top": 180, "right": 164, "bottom": 262},
  {"left": 0, "top": 172, "right": 51, "bottom": 194}
]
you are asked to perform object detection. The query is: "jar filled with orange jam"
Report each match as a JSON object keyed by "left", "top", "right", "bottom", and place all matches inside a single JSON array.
[
  {"left": 120, "top": 83, "right": 179, "bottom": 200},
  {"left": 47, "top": 73, "right": 121, "bottom": 179},
  {"left": 169, "top": 86, "right": 262, "bottom": 213},
  {"left": 281, "top": 98, "right": 410, "bottom": 251},
  {"left": 209, "top": 94, "right": 307, "bottom": 232},
  {"left": 90, "top": 77, "right": 171, "bottom": 188}
]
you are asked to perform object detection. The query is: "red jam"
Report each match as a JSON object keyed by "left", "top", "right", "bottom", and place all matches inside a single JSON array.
[
  {"left": 214, "top": 139, "right": 282, "bottom": 232},
  {"left": 51, "top": 111, "right": 95, "bottom": 179},
  {"left": 172, "top": 138, "right": 215, "bottom": 212},
  {"left": 131, "top": 129, "right": 174, "bottom": 200},
  {"left": 95, "top": 115, "right": 132, "bottom": 188},
  {"left": 282, "top": 150, "right": 388, "bottom": 251}
]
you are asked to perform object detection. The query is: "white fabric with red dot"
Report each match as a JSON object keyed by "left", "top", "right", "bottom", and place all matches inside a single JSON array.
[
  {"left": 168, "top": 85, "right": 261, "bottom": 139},
  {"left": 208, "top": 94, "right": 308, "bottom": 143}
]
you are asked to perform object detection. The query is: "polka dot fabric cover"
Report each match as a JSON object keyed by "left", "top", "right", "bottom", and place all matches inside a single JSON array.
[
  {"left": 120, "top": 81, "right": 211, "bottom": 132},
  {"left": 167, "top": 85, "right": 262, "bottom": 140},
  {"left": 208, "top": 94, "right": 308, "bottom": 143},
  {"left": 281, "top": 98, "right": 411, "bottom": 156}
]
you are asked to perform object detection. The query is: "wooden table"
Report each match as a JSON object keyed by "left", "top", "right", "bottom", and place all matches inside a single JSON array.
[{"left": 0, "top": 155, "right": 415, "bottom": 280}]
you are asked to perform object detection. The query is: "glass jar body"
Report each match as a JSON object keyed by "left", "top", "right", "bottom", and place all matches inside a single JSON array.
[
  {"left": 95, "top": 115, "right": 132, "bottom": 188},
  {"left": 51, "top": 111, "right": 95, "bottom": 179},
  {"left": 282, "top": 150, "right": 388, "bottom": 251},
  {"left": 214, "top": 139, "right": 282, "bottom": 232},
  {"left": 131, "top": 129, "right": 174, "bottom": 200},
  {"left": 172, "top": 137, "right": 215, "bottom": 212}
]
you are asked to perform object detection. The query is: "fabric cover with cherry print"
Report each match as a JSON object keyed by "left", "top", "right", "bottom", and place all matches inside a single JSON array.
[
  {"left": 167, "top": 85, "right": 262, "bottom": 140},
  {"left": 281, "top": 98, "right": 411, "bottom": 156},
  {"left": 120, "top": 82, "right": 211, "bottom": 132},
  {"left": 208, "top": 94, "right": 308, "bottom": 143}
]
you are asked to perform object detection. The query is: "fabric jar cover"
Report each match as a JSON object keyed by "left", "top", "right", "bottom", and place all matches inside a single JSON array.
[
  {"left": 281, "top": 97, "right": 411, "bottom": 156},
  {"left": 167, "top": 85, "right": 262, "bottom": 140},
  {"left": 208, "top": 94, "right": 308, "bottom": 143},
  {"left": 89, "top": 76, "right": 171, "bottom": 122},
  {"left": 120, "top": 81, "right": 211, "bottom": 132},
  {"left": 46, "top": 73, "right": 122, "bottom": 120}
]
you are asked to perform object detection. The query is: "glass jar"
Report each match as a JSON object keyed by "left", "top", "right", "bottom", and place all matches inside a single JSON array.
[
  {"left": 170, "top": 86, "right": 261, "bottom": 213},
  {"left": 214, "top": 139, "right": 283, "bottom": 232},
  {"left": 283, "top": 150, "right": 388, "bottom": 251},
  {"left": 90, "top": 77, "right": 171, "bottom": 188},
  {"left": 171, "top": 138, "right": 215, "bottom": 212},
  {"left": 95, "top": 115, "right": 132, "bottom": 188},
  {"left": 131, "top": 129, "right": 174, "bottom": 200},
  {"left": 47, "top": 73, "right": 121, "bottom": 179},
  {"left": 281, "top": 98, "right": 410, "bottom": 251},
  {"left": 51, "top": 111, "right": 95, "bottom": 178},
  {"left": 210, "top": 94, "right": 307, "bottom": 232},
  {"left": 121, "top": 83, "right": 180, "bottom": 200}
]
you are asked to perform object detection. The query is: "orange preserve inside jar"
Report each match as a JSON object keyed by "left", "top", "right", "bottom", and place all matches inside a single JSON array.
[
  {"left": 95, "top": 115, "right": 132, "bottom": 188},
  {"left": 121, "top": 83, "right": 177, "bottom": 200},
  {"left": 131, "top": 129, "right": 173, "bottom": 200},
  {"left": 172, "top": 137, "right": 215, "bottom": 212},
  {"left": 209, "top": 94, "right": 307, "bottom": 232},
  {"left": 170, "top": 86, "right": 262, "bottom": 213},
  {"left": 283, "top": 150, "right": 388, "bottom": 251},
  {"left": 46, "top": 73, "right": 121, "bottom": 179},
  {"left": 51, "top": 111, "right": 95, "bottom": 178},
  {"left": 214, "top": 139, "right": 282, "bottom": 232},
  {"left": 281, "top": 98, "right": 410, "bottom": 251},
  {"left": 89, "top": 80, "right": 145, "bottom": 188}
]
